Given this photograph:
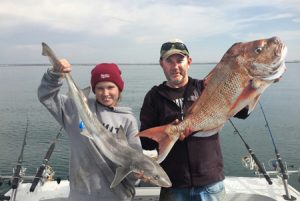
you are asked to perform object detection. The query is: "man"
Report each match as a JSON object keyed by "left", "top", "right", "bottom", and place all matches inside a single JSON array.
[{"left": 139, "top": 39, "right": 248, "bottom": 201}]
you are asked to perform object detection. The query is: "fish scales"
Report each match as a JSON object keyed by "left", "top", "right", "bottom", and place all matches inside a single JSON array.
[{"left": 185, "top": 66, "right": 246, "bottom": 131}]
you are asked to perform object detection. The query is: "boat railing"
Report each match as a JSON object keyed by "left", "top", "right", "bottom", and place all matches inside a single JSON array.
[{"left": 242, "top": 153, "right": 300, "bottom": 201}]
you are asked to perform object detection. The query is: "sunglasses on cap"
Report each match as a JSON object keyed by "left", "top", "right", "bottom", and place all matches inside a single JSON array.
[{"left": 160, "top": 42, "right": 189, "bottom": 54}]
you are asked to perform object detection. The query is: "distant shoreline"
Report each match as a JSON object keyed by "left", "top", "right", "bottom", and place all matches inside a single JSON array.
[{"left": 0, "top": 61, "right": 299, "bottom": 67}]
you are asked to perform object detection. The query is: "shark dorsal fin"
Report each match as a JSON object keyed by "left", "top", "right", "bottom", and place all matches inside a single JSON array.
[
  {"left": 66, "top": 86, "right": 91, "bottom": 99},
  {"left": 115, "top": 126, "right": 128, "bottom": 146},
  {"left": 82, "top": 86, "right": 91, "bottom": 98}
]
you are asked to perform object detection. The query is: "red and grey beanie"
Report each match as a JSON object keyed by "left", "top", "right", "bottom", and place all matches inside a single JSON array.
[{"left": 90, "top": 63, "right": 124, "bottom": 93}]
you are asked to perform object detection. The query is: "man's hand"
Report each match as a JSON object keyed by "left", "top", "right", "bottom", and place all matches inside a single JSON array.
[
  {"left": 171, "top": 119, "right": 193, "bottom": 141},
  {"left": 179, "top": 127, "right": 193, "bottom": 140}
]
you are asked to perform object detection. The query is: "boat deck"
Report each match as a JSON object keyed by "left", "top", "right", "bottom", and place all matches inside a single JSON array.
[
  {"left": 225, "top": 177, "right": 300, "bottom": 200},
  {"left": 4, "top": 176, "right": 300, "bottom": 201}
]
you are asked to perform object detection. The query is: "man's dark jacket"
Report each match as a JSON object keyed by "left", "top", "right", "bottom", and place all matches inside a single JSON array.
[{"left": 140, "top": 77, "right": 248, "bottom": 188}]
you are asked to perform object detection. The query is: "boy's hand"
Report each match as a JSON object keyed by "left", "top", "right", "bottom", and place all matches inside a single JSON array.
[{"left": 53, "top": 58, "right": 72, "bottom": 74}]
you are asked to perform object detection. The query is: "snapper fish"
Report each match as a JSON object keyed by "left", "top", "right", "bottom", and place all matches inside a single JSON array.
[{"left": 138, "top": 36, "right": 287, "bottom": 163}]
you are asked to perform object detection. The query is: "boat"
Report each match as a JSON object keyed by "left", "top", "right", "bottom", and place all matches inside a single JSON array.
[
  {"left": 1, "top": 169, "right": 300, "bottom": 201},
  {"left": 1, "top": 147, "right": 300, "bottom": 201},
  {"left": 1, "top": 105, "right": 300, "bottom": 201}
]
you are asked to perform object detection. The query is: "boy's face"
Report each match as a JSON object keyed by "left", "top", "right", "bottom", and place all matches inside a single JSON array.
[{"left": 94, "top": 81, "right": 120, "bottom": 107}]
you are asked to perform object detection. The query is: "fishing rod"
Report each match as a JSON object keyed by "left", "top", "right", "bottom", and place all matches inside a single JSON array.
[
  {"left": 29, "top": 126, "right": 63, "bottom": 192},
  {"left": 10, "top": 118, "right": 30, "bottom": 201},
  {"left": 229, "top": 119, "right": 272, "bottom": 185},
  {"left": 258, "top": 101, "right": 296, "bottom": 200}
]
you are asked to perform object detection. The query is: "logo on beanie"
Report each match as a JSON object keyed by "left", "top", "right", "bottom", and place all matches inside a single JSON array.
[{"left": 100, "top": 73, "right": 110, "bottom": 79}]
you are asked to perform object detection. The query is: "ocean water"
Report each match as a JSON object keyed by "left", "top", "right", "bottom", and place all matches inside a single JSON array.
[{"left": 0, "top": 63, "right": 299, "bottom": 194}]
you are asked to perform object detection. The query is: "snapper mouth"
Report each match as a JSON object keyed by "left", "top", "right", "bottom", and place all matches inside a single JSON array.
[{"left": 252, "top": 45, "right": 287, "bottom": 81}]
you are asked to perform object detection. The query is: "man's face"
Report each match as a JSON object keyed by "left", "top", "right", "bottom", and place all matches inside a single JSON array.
[{"left": 160, "top": 54, "right": 192, "bottom": 88}]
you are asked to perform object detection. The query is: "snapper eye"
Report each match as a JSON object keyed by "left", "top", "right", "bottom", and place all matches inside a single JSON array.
[{"left": 255, "top": 47, "right": 263, "bottom": 54}]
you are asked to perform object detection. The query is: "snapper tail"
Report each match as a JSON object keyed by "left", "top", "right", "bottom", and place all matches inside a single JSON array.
[{"left": 137, "top": 124, "right": 179, "bottom": 163}]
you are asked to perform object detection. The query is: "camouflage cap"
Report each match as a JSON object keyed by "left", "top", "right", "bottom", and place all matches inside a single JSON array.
[{"left": 160, "top": 39, "right": 189, "bottom": 59}]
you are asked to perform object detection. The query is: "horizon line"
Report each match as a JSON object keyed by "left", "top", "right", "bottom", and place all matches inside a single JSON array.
[{"left": 0, "top": 60, "right": 299, "bottom": 67}]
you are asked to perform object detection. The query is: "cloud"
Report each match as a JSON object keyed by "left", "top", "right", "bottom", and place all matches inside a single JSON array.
[
  {"left": 0, "top": 0, "right": 299, "bottom": 63},
  {"left": 0, "top": 0, "right": 130, "bottom": 36},
  {"left": 0, "top": 1, "right": 255, "bottom": 37},
  {"left": 237, "top": 13, "right": 294, "bottom": 23},
  {"left": 293, "top": 18, "right": 300, "bottom": 23},
  {"left": 0, "top": 0, "right": 298, "bottom": 39}
]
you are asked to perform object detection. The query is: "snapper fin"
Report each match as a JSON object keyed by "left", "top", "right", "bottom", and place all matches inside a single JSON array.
[
  {"left": 156, "top": 133, "right": 177, "bottom": 163},
  {"left": 110, "top": 166, "right": 133, "bottom": 188},
  {"left": 203, "top": 64, "right": 219, "bottom": 83},
  {"left": 245, "top": 79, "right": 266, "bottom": 114},
  {"left": 247, "top": 94, "right": 261, "bottom": 114},
  {"left": 137, "top": 125, "right": 178, "bottom": 163},
  {"left": 229, "top": 81, "right": 262, "bottom": 116}
]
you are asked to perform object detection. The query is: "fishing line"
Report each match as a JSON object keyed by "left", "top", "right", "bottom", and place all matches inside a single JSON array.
[
  {"left": 229, "top": 119, "right": 272, "bottom": 185},
  {"left": 10, "top": 117, "right": 30, "bottom": 201},
  {"left": 258, "top": 101, "right": 277, "bottom": 149},
  {"left": 258, "top": 101, "right": 286, "bottom": 173},
  {"left": 258, "top": 100, "right": 296, "bottom": 200}
]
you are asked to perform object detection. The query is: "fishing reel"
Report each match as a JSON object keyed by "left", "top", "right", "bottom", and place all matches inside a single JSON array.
[
  {"left": 13, "top": 167, "right": 27, "bottom": 180},
  {"left": 0, "top": 167, "right": 27, "bottom": 187},
  {"left": 241, "top": 154, "right": 259, "bottom": 172},
  {"left": 268, "top": 159, "right": 300, "bottom": 182},
  {"left": 268, "top": 159, "right": 281, "bottom": 171},
  {"left": 40, "top": 165, "right": 55, "bottom": 184}
]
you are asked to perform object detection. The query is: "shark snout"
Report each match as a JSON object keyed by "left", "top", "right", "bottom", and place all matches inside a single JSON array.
[
  {"left": 149, "top": 170, "right": 172, "bottom": 187},
  {"left": 157, "top": 176, "right": 172, "bottom": 187}
]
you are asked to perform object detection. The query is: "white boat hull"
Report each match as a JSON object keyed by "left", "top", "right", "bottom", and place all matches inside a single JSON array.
[{"left": 4, "top": 176, "right": 300, "bottom": 201}]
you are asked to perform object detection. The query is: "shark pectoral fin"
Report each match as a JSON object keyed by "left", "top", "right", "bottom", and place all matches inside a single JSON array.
[
  {"left": 82, "top": 86, "right": 91, "bottom": 98},
  {"left": 110, "top": 167, "right": 133, "bottom": 188}
]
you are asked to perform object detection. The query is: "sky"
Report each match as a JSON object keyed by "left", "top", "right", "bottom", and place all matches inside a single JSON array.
[{"left": 0, "top": 0, "right": 299, "bottom": 64}]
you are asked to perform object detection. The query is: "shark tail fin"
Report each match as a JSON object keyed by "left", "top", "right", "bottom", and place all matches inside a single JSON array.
[
  {"left": 137, "top": 124, "right": 178, "bottom": 163},
  {"left": 110, "top": 167, "right": 132, "bottom": 188}
]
